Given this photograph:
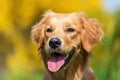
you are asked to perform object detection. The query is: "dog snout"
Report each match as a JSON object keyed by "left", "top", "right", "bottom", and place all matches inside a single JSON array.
[{"left": 49, "top": 38, "right": 61, "bottom": 49}]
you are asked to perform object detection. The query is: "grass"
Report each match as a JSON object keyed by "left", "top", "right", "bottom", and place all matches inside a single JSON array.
[{"left": 2, "top": 71, "right": 44, "bottom": 80}]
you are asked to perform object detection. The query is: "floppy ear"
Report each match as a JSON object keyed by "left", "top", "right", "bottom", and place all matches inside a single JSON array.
[
  {"left": 31, "top": 17, "right": 47, "bottom": 50},
  {"left": 31, "top": 11, "right": 56, "bottom": 50},
  {"left": 79, "top": 13, "right": 104, "bottom": 52}
]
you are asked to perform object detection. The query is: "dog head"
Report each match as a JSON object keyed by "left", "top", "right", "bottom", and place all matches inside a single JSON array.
[{"left": 31, "top": 11, "right": 103, "bottom": 72}]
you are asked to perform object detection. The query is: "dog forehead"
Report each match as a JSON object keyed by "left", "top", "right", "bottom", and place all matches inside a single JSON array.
[{"left": 49, "top": 15, "right": 74, "bottom": 25}]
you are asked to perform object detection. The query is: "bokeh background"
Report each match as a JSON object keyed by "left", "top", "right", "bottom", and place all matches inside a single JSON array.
[{"left": 0, "top": 0, "right": 120, "bottom": 80}]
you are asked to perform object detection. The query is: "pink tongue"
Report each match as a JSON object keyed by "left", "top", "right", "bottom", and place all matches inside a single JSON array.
[{"left": 47, "top": 56, "right": 65, "bottom": 72}]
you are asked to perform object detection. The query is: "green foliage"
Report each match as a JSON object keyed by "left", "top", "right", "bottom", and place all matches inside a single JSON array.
[{"left": 3, "top": 72, "right": 44, "bottom": 80}]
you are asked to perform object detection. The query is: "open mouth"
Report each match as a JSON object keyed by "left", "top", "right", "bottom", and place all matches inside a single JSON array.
[{"left": 47, "top": 48, "right": 75, "bottom": 72}]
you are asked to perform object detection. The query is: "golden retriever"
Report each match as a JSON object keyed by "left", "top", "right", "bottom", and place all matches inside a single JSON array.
[{"left": 31, "top": 11, "right": 104, "bottom": 80}]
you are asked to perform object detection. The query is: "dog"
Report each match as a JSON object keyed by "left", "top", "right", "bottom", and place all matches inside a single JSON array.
[{"left": 31, "top": 11, "right": 104, "bottom": 80}]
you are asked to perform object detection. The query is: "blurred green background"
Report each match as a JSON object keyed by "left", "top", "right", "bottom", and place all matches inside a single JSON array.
[{"left": 0, "top": 0, "right": 120, "bottom": 80}]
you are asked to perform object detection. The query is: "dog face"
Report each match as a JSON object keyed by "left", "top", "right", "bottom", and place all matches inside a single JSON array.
[
  {"left": 31, "top": 11, "right": 103, "bottom": 72},
  {"left": 44, "top": 12, "right": 82, "bottom": 55}
]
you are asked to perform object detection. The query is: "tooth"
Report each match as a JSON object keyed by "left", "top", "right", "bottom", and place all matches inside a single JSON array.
[
  {"left": 63, "top": 67, "right": 66, "bottom": 70},
  {"left": 64, "top": 53, "right": 70, "bottom": 61}
]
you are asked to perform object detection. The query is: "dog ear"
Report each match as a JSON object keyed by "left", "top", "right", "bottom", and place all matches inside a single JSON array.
[
  {"left": 78, "top": 13, "right": 104, "bottom": 52},
  {"left": 31, "top": 17, "right": 47, "bottom": 50},
  {"left": 31, "top": 11, "right": 55, "bottom": 50}
]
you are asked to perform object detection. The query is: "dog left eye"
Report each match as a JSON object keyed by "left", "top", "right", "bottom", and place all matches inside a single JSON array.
[
  {"left": 67, "top": 28, "right": 75, "bottom": 32},
  {"left": 46, "top": 28, "right": 53, "bottom": 32}
]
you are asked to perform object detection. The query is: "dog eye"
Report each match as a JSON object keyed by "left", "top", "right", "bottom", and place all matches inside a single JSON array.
[
  {"left": 67, "top": 28, "right": 75, "bottom": 32},
  {"left": 46, "top": 28, "right": 53, "bottom": 32}
]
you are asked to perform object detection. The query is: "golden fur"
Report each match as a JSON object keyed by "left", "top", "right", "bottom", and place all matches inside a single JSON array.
[{"left": 31, "top": 11, "right": 104, "bottom": 80}]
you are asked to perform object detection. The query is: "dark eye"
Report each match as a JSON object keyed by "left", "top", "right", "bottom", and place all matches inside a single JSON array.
[
  {"left": 46, "top": 28, "right": 53, "bottom": 32},
  {"left": 67, "top": 28, "right": 75, "bottom": 32}
]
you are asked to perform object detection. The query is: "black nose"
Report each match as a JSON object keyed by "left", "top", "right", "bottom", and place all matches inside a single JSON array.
[{"left": 49, "top": 38, "right": 61, "bottom": 49}]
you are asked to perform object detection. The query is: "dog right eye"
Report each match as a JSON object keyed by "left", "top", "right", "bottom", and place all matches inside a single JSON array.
[
  {"left": 46, "top": 28, "right": 53, "bottom": 32},
  {"left": 66, "top": 28, "right": 75, "bottom": 33}
]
